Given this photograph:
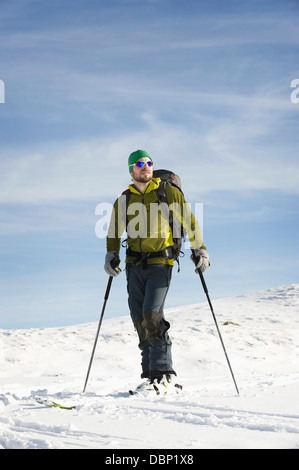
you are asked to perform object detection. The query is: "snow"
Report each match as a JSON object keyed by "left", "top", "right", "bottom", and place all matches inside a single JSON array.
[{"left": 1, "top": 283, "right": 299, "bottom": 450}]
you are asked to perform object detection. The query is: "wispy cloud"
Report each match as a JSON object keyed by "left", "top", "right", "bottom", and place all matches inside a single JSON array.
[{"left": 1, "top": 105, "right": 298, "bottom": 212}]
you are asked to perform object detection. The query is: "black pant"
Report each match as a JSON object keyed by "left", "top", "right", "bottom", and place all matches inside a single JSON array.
[{"left": 126, "top": 263, "right": 176, "bottom": 379}]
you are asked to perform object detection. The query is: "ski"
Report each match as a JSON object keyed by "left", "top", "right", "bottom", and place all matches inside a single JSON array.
[
  {"left": 36, "top": 397, "right": 76, "bottom": 410},
  {"left": 128, "top": 388, "right": 160, "bottom": 396},
  {"left": 129, "top": 383, "right": 183, "bottom": 397}
]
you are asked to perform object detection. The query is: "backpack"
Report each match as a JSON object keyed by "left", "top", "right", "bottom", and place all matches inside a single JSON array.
[{"left": 122, "top": 169, "right": 186, "bottom": 270}]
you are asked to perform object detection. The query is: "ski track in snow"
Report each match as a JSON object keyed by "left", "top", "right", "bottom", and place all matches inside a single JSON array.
[
  {"left": 1, "top": 383, "right": 299, "bottom": 449},
  {"left": 1, "top": 283, "right": 299, "bottom": 449}
]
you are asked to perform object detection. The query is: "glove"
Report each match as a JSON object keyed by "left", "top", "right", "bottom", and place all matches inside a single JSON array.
[
  {"left": 190, "top": 248, "right": 210, "bottom": 274},
  {"left": 104, "top": 251, "right": 121, "bottom": 277}
]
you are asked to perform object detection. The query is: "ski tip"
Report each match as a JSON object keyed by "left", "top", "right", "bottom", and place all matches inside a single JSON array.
[{"left": 35, "top": 397, "right": 76, "bottom": 410}]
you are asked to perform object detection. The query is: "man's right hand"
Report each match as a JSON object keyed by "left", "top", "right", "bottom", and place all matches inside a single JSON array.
[{"left": 104, "top": 251, "right": 121, "bottom": 277}]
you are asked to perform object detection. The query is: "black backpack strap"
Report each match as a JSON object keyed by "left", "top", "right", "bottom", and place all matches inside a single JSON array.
[
  {"left": 156, "top": 182, "right": 183, "bottom": 272},
  {"left": 156, "top": 182, "right": 174, "bottom": 234}
]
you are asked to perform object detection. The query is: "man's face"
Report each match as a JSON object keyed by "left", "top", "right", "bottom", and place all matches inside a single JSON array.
[{"left": 131, "top": 157, "right": 153, "bottom": 184}]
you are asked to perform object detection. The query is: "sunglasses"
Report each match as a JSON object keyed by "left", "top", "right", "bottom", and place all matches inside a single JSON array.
[{"left": 134, "top": 160, "right": 153, "bottom": 168}]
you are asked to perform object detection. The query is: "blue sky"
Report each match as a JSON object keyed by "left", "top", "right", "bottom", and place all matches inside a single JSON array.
[{"left": 0, "top": 0, "right": 298, "bottom": 328}]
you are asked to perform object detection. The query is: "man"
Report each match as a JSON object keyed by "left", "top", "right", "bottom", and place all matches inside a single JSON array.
[{"left": 104, "top": 150, "right": 209, "bottom": 394}]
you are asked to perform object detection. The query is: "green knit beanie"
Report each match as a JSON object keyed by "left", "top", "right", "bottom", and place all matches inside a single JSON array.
[{"left": 128, "top": 150, "right": 152, "bottom": 174}]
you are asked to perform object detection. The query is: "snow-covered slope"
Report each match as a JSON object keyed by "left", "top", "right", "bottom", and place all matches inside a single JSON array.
[{"left": 1, "top": 284, "right": 299, "bottom": 449}]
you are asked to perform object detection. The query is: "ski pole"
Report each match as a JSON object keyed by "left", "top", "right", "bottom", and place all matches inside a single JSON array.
[
  {"left": 83, "top": 275, "right": 114, "bottom": 394},
  {"left": 192, "top": 249, "right": 239, "bottom": 395}
]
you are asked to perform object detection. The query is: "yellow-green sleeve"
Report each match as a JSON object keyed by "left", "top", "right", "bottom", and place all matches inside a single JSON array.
[{"left": 106, "top": 195, "right": 126, "bottom": 253}]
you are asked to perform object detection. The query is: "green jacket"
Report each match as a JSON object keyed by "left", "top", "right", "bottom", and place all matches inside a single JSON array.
[{"left": 106, "top": 177, "right": 205, "bottom": 266}]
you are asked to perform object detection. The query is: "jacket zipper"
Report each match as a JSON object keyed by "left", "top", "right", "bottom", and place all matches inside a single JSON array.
[{"left": 138, "top": 186, "right": 150, "bottom": 258}]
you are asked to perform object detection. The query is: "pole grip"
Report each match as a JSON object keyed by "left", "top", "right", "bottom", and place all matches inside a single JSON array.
[{"left": 191, "top": 248, "right": 209, "bottom": 294}]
